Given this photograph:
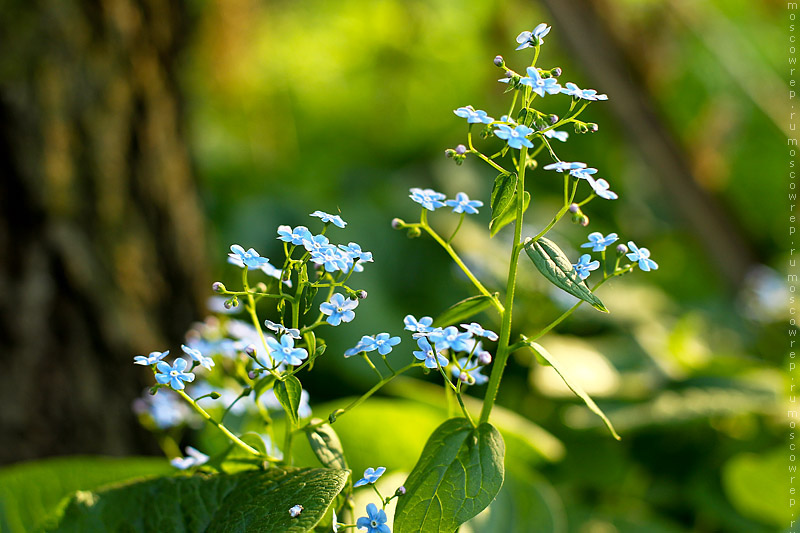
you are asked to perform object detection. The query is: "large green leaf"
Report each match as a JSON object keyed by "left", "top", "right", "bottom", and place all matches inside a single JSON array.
[
  {"left": 0, "top": 456, "right": 171, "bottom": 533},
  {"left": 490, "top": 190, "right": 530, "bottom": 237},
  {"left": 275, "top": 375, "right": 304, "bottom": 425},
  {"left": 489, "top": 172, "right": 517, "bottom": 235},
  {"left": 46, "top": 467, "right": 348, "bottom": 532},
  {"left": 523, "top": 237, "right": 608, "bottom": 312},
  {"left": 305, "top": 420, "right": 348, "bottom": 470},
  {"left": 526, "top": 341, "right": 620, "bottom": 440},
  {"left": 393, "top": 418, "right": 504, "bottom": 533},
  {"left": 433, "top": 294, "right": 496, "bottom": 328}
]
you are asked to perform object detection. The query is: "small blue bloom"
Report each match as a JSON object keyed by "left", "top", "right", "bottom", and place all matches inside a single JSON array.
[
  {"left": 311, "top": 244, "right": 349, "bottom": 273},
  {"left": 277, "top": 225, "right": 312, "bottom": 246},
  {"left": 590, "top": 178, "right": 618, "bottom": 200},
  {"left": 181, "top": 344, "right": 215, "bottom": 371},
  {"left": 357, "top": 503, "right": 390, "bottom": 533},
  {"left": 573, "top": 254, "right": 600, "bottom": 280},
  {"left": 519, "top": 67, "right": 562, "bottom": 97},
  {"left": 516, "top": 23, "right": 551, "bottom": 49},
  {"left": 170, "top": 446, "right": 208, "bottom": 470},
  {"left": 404, "top": 314, "right": 434, "bottom": 332},
  {"left": 410, "top": 188, "right": 446, "bottom": 211},
  {"left": 626, "top": 241, "right": 658, "bottom": 272},
  {"left": 454, "top": 105, "right": 494, "bottom": 124},
  {"left": 266, "top": 334, "right": 309, "bottom": 366},
  {"left": 460, "top": 322, "right": 498, "bottom": 341},
  {"left": 413, "top": 337, "right": 449, "bottom": 369},
  {"left": 493, "top": 124, "right": 534, "bottom": 150},
  {"left": 544, "top": 161, "right": 586, "bottom": 173},
  {"left": 581, "top": 232, "right": 619, "bottom": 252},
  {"left": 428, "top": 326, "right": 473, "bottom": 352},
  {"left": 302, "top": 233, "right": 330, "bottom": 253},
  {"left": 320, "top": 293, "right": 359, "bottom": 326},
  {"left": 155, "top": 358, "right": 195, "bottom": 390},
  {"left": 543, "top": 129, "right": 569, "bottom": 142},
  {"left": 373, "top": 333, "right": 401, "bottom": 355},
  {"left": 264, "top": 319, "right": 301, "bottom": 339},
  {"left": 354, "top": 466, "right": 386, "bottom": 488},
  {"left": 452, "top": 357, "right": 489, "bottom": 385},
  {"left": 339, "top": 242, "right": 373, "bottom": 273},
  {"left": 228, "top": 245, "right": 271, "bottom": 269},
  {"left": 570, "top": 167, "right": 598, "bottom": 180},
  {"left": 445, "top": 192, "right": 483, "bottom": 214},
  {"left": 311, "top": 210, "right": 347, "bottom": 228},
  {"left": 344, "top": 335, "right": 375, "bottom": 358},
  {"left": 561, "top": 82, "right": 608, "bottom": 101},
  {"left": 133, "top": 350, "right": 169, "bottom": 366}
]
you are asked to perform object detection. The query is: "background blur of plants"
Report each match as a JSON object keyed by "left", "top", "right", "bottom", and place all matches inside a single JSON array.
[{"left": 0, "top": 0, "right": 790, "bottom": 532}]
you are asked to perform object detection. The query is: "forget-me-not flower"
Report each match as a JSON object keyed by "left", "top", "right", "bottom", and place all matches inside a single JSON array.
[
  {"left": 519, "top": 67, "right": 562, "bottom": 97},
  {"left": 170, "top": 446, "right": 208, "bottom": 470},
  {"left": 428, "top": 326, "right": 473, "bottom": 352},
  {"left": 453, "top": 105, "right": 494, "bottom": 124},
  {"left": 264, "top": 319, "right": 301, "bottom": 339},
  {"left": 357, "top": 503, "right": 390, "bottom": 533},
  {"left": 561, "top": 82, "right": 608, "bottom": 101},
  {"left": 409, "top": 188, "right": 447, "bottom": 211},
  {"left": 516, "top": 23, "right": 551, "bottom": 49},
  {"left": 626, "top": 241, "right": 658, "bottom": 271},
  {"left": 228, "top": 245, "right": 270, "bottom": 269},
  {"left": 404, "top": 314, "right": 434, "bottom": 333},
  {"left": 311, "top": 210, "right": 346, "bottom": 228},
  {"left": 311, "top": 244, "right": 349, "bottom": 273},
  {"left": 266, "top": 334, "right": 308, "bottom": 366},
  {"left": 452, "top": 357, "right": 489, "bottom": 385},
  {"left": 155, "top": 358, "right": 195, "bottom": 390},
  {"left": 494, "top": 124, "right": 534, "bottom": 149},
  {"left": 445, "top": 192, "right": 484, "bottom": 214},
  {"left": 320, "top": 293, "right": 359, "bottom": 326},
  {"left": 344, "top": 335, "right": 375, "bottom": 358},
  {"left": 302, "top": 233, "right": 330, "bottom": 254},
  {"left": 339, "top": 242, "right": 373, "bottom": 273},
  {"left": 569, "top": 167, "right": 598, "bottom": 180},
  {"left": 133, "top": 350, "right": 169, "bottom": 366},
  {"left": 354, "top": 466, "right": 386, "bottom": 487},
  {"left": 590, "top": 178, "right": 618, "bottom": 200},
  {"left": 414, "top": 337, "right": 449, "bottom": 369},
  {"left": 581, "top": 232, "right": 619, "bottom": 252},
  {"left": 573, "top": 254, "right": 600, "bottom": 280},
  {"left": 460, "top": 322, "right": 499, "bottom": 341},
  {"left": 277, "top": 225, "right": 312, "bottom": 246},
  {"left": 372, "top": 333, "right": 401, "bottom": 355},
  {"left": 181, "top": 344, "right": 214, "bottom": 371},
  {"left": 544, "top": 129, "right": 569, "bottom": 142},
  {"left": 544, "top": 161, "right": 586, "bottom": 173}
]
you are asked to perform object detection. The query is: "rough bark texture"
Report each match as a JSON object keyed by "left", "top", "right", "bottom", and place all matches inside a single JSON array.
[{"left": 0, "top": 0, "right": 207, "bottom": 463}]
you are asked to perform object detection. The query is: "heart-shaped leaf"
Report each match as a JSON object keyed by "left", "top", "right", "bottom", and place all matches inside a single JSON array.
[
  {"left": 275, "top": 375, "right": 304, "bottom": 426},
  {"left": 305, "top": 420, "right": 348, "bottom": 470},
  {"left": 490, "top": 191, "right": 530, "bottom": 237}
]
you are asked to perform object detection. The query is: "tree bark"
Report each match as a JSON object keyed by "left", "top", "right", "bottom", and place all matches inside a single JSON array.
[{"left": 0, "top": 0, "right": 208, "bottom": 463}]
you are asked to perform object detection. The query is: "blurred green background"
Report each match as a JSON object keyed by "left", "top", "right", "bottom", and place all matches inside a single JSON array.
[{"left": 0, "top": 0, "right": 790, "bottom": 532}]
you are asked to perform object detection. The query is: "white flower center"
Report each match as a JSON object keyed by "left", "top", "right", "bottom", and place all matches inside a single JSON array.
[
  {"left": 170, "top": 370, "right": 179, "bottom": 377},
  {"left": 371, "top": 520, "right": 378, "bottom": 527}
]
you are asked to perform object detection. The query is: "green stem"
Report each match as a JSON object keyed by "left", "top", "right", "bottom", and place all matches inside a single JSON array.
[
  {"left": 242, "top": 268, "right": 280, "bottom": 378},
  {"left": 447, "top": 213, "right": 466, "bottom": 244}
]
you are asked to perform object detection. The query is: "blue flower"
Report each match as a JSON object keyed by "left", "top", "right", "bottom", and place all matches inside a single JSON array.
[
  {"left": 311, "top": 244, "right": 349, "bottom": 273},
  {"left": 413, "top": 337, "right": 449, "bottom": 369},
  {"left": 302, "top": 233, "right": 330, "bottom": 253},
  {"left": 590, "top": 178, "right": 618, "bottom": 200},
  {"left": 569, "top": 167, "right": 598, "bottom": 180},
  {"left": 228, "top": 245, "right": 271, "bottom": 269},
  {"left": 493, "top": 124, "right": 534, "bottom": 149},
  {"left": 452, "top": 357, "right": 489, "bottom": 385},
  {"left": 519, "top": 67, "right": 562, "bottom": 97},
  {"left": 581, "top": 232, "right": 619, "bottom": 252},
  {"left": 320, "top": 293, "right": 359, "bottom": 326},
  {"left": 354, "top": 466, "right": 386, "bottom": 487},
  {"left": 626, "top": 241, "right": 658, "bottom": 271},
  {"left": 544, "top": 129, "right": 569, "bottom": 142},
  {"left": 339, "top": 242, "right": 373, "bottom": 273},
  {"left": 133, "top": 350, "right": 169, "bottom": 366},
  {"left": 428, "top": 326, "right": 473, "bottom": 352},
  {"left": 155, "top": 358, "right": 195, "bottom": 390},
  {"left": 356, "top": 503, "right": 390, "bottom": 533},
  {"left": 561, "top": 82, "right": 608, "bottom": 101},
  {"left": 445, "top": 192, "right": 484, "bottom": 214},
  {"left": 516, "top": 23, "right": 552, "bottom": 49},
  {"left": 573, "top": 254, "right": 600, "bottom": 280},
  {"left": 460, "top": 322, "right": 498, "bottom": 341},
  {"left": 266, "top": 334, "right": 309, "bottom": 366},
  {"left": 181, "top": 344, "right": 215, "bottom": 371},
  {"left": 170, "top": 446, "right": 208, "bottom": 470},
  {"left": 409, "top": 188, "right": 446, "bottom": 211},
  {"left": 373, "top": 333, "right": 401, "bottom": 355},
  {"left": 264, "top": 319, "right": 301, "bottom": 339},
  {"left": 454, "top": 105, "right": 494, "bottom": 124},
  {"left": 543, "top": 161, "right": 586, "bottom": 173},
  {"left": 311, "top": 210, "right": 347, "bottom": 228},
  {"left": 344, "top": 335, "right": 375, "bottom": 358},
  {"left": 277, "top": 225, "right": 312, "bottom": 246},
  {"left": 404, "top": 314, "right": 433, "bottom": 333}
]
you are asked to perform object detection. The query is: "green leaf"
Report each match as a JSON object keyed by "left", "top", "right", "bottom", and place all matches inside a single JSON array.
[
  {"left": 393, "top": 418, "right": 505, "bottom": 533},
  {"left": 0, "top": 456, "right": 171, "bottom": 533},
  {"left": 275, "top": 375, "right": 303, "bottom": 425},
  {"left": 432, "top": 294, "right": 496, "bottom": 328},
  {"left": 305, "top": 420, "right": 348, "bottom": 470},
  {"left": 489, "top": 191, "right": 530, "bottom": 237},
  {"left": 722, "top": 448, "right": 791, "bottom": 527},
  {"left": 46, "top": 467, "right": 348, "bottom": 532},
  {"left": 526, "top": 342, "right": 620, "bottom": 440},
  {"left": 490, "top": 172, "right": 518, "bottom": 232},
  {"left": 523, "top": 237, "right": 608, "bottom": 312}
]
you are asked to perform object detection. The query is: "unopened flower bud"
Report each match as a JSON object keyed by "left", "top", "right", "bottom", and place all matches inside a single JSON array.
[
  {"left": 478, "top": 352, "right": 492, "bottom": 365},
  {"left": 505, "top": 71, "right": 513, "bottom": 79},
  {"left": 549, "top": 114, "right": 559, "bottom": 124},
  {"left": 256, "top": 282, "right": 268, "bottom": 293},
  {"left": 551, "top": 67, "right": 562, "bottom": 77},
  {"left": 148, "top": 386, "right": 159, "bottom": 395},
  {"left": 455, "top": 144, "right": 466, "bottom": 155},
  {"left": 459, "top": 371, "right": 471, "bottom": 383},
  {"left": 245, "top": 344, "right": 257, "bottom": 357},
  {"left": 209, "top": 391, "right": 221, "bottom": 400},
  {"left": 329, "top": 408, "right": 345, "bottom": 424},
  {"left": 357, "top": 290, "right": 368, "bottom": 299},
  {"left": 445, "top": 148, "right": 455, "bottom": 158},
  {"left": 588, "top": 123, "right": 599, "bottom": 132},
  {"left": 568, "top": 203, "right": 580, "bottom": 214},
  {"left": 616, "top": 244, "right": 628, "bottom": 255},
  {"left": 396, "top": 486, "right": 407, "bottom": 496},
  {"left": 494, "top": 55, "right": 504, "bottom": 67},
  {"left": 579, "top": 215, "right": 590, "bottom": 227},
  {"left": 248, "top": 370, "right": 258, "bottom": 379},
  {"left": 391, "top": 218, "right": 405, "bottom": 229},
  {"left": 224, "top": 296, "right": 238, "bottom": 309},
  {"left": 407, "top": 226, "right": 421, "bottom": 238},
  {"left": 212, "top": 281, "right": 225, "bottom": 293}
]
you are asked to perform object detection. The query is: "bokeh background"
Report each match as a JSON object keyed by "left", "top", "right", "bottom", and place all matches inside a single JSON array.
[{"left": 0, "top": 0, "right": 790, "bottom": 532}]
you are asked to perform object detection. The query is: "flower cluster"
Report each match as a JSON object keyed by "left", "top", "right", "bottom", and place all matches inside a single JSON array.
[{"left": 409, "top": 188, "right": 483, "bottom": 214}]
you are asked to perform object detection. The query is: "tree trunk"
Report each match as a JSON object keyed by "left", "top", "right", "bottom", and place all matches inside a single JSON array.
[{"left": 0, "top": 0, "right": 208, "bottom": 463}]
